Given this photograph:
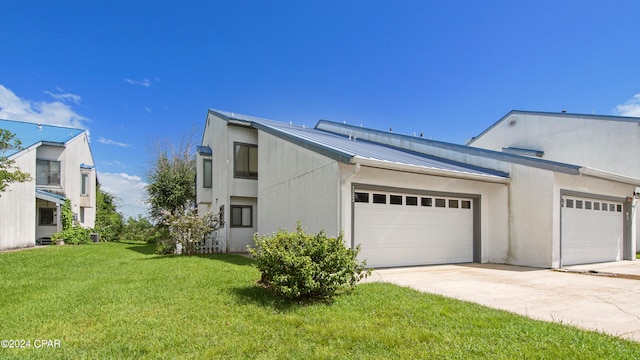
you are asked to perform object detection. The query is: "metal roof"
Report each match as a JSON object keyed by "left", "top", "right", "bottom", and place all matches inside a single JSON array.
[
  {"left": 0, "top": 119, "right": 85, "bottom": 157},
  {"left": 209, "top": 109, "right": 508, "bottom": 179},
  {"left": 196, "top": 145, "right": 212, "bottom": 155},
  {"left": 315, "top": 119, "right": 583, "bottom": 175},
  {"left": 35, "top": 189, "right": 66, "bottom": 204}
]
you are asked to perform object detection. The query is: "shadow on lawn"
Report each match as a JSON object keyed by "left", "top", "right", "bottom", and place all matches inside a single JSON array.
[
  {"left": 124, "top": 244, "right": 255, "bottom": 267},
  {"left": 231, "top": 285, "right": 306, "bottom": 312}
]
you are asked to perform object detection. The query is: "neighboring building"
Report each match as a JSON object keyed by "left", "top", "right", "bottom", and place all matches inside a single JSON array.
[
  {"left": 0, "top": 119, "right": 96, "bottom": 250},
  {"left": 197, "top": 109, "right": 639, "bottom": 269},
  {"left": 467, "top": 110, "right": 640, "bottom": 253}
]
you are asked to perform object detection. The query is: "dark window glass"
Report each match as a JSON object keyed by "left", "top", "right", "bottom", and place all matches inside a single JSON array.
[
  {"left": 461, "top": 200, "right": 471, "bottom": 209},
  {"left": 576, "top": 200, "right": 583, "bottom": 209},
  {"left": 406, "top": 196, "right": 418, "bottom": 206},
  {"left": 372, "top": 194, "right": 386, "bottom": 204},
  {"left": 602, "top": 203, "right": 608, "bottom": 211},
  {"left": 449, "top": 199, "right": 459, "bottom": 208},
  {"left": 203, "top": 159, "right": 212, "bottom": 188},
  {"left": 230, "top": 205, "right": 252, "bottom": 227},
  {"left": 566, "top": 199, "right": 574, "bottom": 208},
  {"left": 354, "top": 192, "right": 369, "bottom": 203},
  {"left": 39, "top": 208, "right": 56, "bottom": 225},
  {"left": 610, "top": 204, "right": 615, "bottom": 212},
  {"left": 421, "top": 197, "right": 432, "bottom": 207},
  {"left": 594, "top": 202, "right": 600, "bottom": 211},
  {"left": 585, "top": 201, "right": 592, "bottom": 210},
  {"left": 435, "top": 198, "right": 446, "bottom": 208},
  {"left": 234, "top": 143, "right": 258, "bottom": 179},
  {"left": 390, "top": 195, "right": 402, "bottom": 205},
  {"left": 81, "top": 173, "right": 89, "bottom": 195},
  {"left": 617, "top": 204, "right": 622, "bottom": 212}
]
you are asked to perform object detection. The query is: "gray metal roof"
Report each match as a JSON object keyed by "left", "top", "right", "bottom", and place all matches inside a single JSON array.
[
  {"left": 468, "top": 110, "right": 640, "bottom": 146},
  {"left": 209, "top": 109, "right": 508, "bottom": 179},
  {"left": 0, "top": 119, "right": 85, "bottom": 157},
  {"left": 315, "top": 119, "right": 583, "bottom": 175}
]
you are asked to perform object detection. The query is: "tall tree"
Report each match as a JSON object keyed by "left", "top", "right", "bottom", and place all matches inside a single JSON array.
[
  {"left": 146, "top": 128, "right": 197, "bottom": 223},
  {"left": 0, "top": 129, "right": 32, "bottom": 195},
  {"left": 94, "top": 182, "right": 124, "bottom": 241}
]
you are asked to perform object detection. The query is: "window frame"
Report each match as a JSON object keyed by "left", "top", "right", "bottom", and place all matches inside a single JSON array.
[
  {"left": 81, "top": 172, "right": 90, "bottom": 196},
  {"left": 39, "top": 208, "right": 57, "bottom": 226},
  {"left": 36, "top": 159, "right": 61, "bottom": 186},
  {"left": 230, "top": 205, "right": 253, "bottom": 228},
  {"left": 203, "top": 158, "right": 212, "bottom": 188},
  {"left": 233, "top": 142, "right": 258, "bottom": 179}
]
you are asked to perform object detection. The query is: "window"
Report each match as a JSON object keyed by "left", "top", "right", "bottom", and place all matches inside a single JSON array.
[
  {"left": 594, "top": 202, "right": 600, "bottom": 211},
  {"left": 461, "top": 200, "right": 471, "bottom": 209},
  {"left": 566, "top": 199, "right": 574, "bottom": 208},
  {"left": 39, "top": 208, "right": 56, "bottom": 226},
  {"left": 576, "top": 200, "right": 583, "bottom": 209},
  {"left": 81, "top": 173, "right": 89, "bottom": 195},
  {"left": 372, "top": 194, "right": 386, "bottom": 204},
  {"left": 610, "top": 204, "right": 615, "bottom": 212},
  {"left": 602, "top": 203, "right": 608, "bottom": 211},
  {"left": 80, "top": 207, "right": 85, "bottom": 223},
  {"left": 616, "top": 204, "right": 622, "bottom": 212},
  {"left": 36, "top": 160, "right": 60, "bottom": 185},
  {"left": 389, "top": 195, "right": 403, "bottom": 205},
  {"left": 421, "top": 197, "right": 432, "bottom": 207},
  {"left": 230, "top": 205, "right": 252, "bottom": 227},
  {"left": 234, "top": 143, "right": 258, "bottom": 179},
  {"left": 435, "top": 198, "right": 446, "bottom": 208},
  {"left": 354, "top": 192, "right": 369, "bottom": 203},
  {"left": 585, "top": 201, "right": 592, "bottom": 210},
  {"left": 203, "top": 159, "right": 212, "bottom": 188},
  {"left": 406, "top": 196, "right": 418, "bottom": 206},
  {"left": 449, "top": 199, "right": 459, "bottom": 208}
]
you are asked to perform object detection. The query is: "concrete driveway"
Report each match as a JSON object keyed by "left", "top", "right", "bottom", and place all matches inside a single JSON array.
[{"left": 365, "top": 261, "right": 640, "bottom": 342}]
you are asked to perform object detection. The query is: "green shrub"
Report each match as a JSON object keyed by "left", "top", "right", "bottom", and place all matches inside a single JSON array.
[
  {"left": 248, "top": 224, "right": 371, "bottom": 300},
  {"left": 52, "top": 226, "right": 92, "bottom": 245}
]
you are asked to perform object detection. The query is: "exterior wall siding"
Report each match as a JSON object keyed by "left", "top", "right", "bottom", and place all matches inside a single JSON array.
[
  {"left": 257, "top": 131, "right": 340, "bottom": 237},
  {"left": 0, "top": 149, "right": 36, "bottom": 250}
]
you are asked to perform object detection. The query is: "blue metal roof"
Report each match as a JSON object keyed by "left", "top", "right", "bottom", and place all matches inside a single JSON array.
[
  {"left": 0, "top": 119, "right": 85, "bottom": 157},
  {"left": 196, "top": 145, "right": 212, "bottom": 155},
  {"left": 209, "top": 109, "right": 508, "bottom": 179},
  {"left": 35, "top": 189, "right": 66, "bottom": 204}
]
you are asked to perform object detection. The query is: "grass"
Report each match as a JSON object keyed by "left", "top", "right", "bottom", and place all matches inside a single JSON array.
[{"left": 1, "top": 242, "right": 639, "bottom": 359}]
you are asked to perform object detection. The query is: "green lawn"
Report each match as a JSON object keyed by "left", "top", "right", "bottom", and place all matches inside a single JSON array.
[{"left": 1, "top": 242, "right": 639, "bottom": 359}]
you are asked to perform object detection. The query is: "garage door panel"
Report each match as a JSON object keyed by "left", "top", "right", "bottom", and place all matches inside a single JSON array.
[
  {"left": 561, "top": 196, "right": 623, "bottom": 266},
  {"left": 354, "top": 190, "right": 474, "bottom": 268}
]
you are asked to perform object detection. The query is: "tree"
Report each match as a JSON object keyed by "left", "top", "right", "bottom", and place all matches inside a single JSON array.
[
  {"left": 94, "top": 182, "right": 124, "bottom": 241},
  {"left": 0, "top": 129, "right": 32, "bottom": 195},
  {"left": 145, "top": 128, "right": 197, "bottom": 223}
]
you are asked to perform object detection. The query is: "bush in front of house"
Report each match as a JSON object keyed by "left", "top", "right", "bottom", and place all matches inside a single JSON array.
[{"left": 248, "top": 223, "right": 371, "bottom": 301}]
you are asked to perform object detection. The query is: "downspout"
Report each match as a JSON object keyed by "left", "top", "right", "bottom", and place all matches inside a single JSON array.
[{"left": 339, "top": 162, "right": 361, "bottom": 247}]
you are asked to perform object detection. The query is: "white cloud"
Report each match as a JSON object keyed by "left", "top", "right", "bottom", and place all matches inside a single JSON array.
[
  {"left": 98, "top": 137, "right": 132, "bottom": 148},
  {"left": 44, "top": 87, "right": 82, "bottom": 104},
  {"left": 125, "top": 78, "right": 151, "bottom": 87},
  {"left": 98, "top": 172, "right": 148, "bottom": 219},
  {"left": 614, "top": 93, "right": 640, "bottom": 117},
  {"left": 0, "top": 84, "right": 90, "bottom": 128}
]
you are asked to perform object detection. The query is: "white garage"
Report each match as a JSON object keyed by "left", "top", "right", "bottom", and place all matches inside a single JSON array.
[
  {"left": 353, "top": 188, "right": 476, "bottom": 268},
  {"left": 561, "top": 194, "right": 624, "bottom": 266}
]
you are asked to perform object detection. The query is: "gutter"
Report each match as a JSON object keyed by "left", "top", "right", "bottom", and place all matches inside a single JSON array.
[{"left": 579, "top": 167, "right": 640, "bottom": 186}]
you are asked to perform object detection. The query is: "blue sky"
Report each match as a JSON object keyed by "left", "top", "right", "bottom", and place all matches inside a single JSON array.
[{"left": 1, "top": 1, "right": 639, "bottom": 218}]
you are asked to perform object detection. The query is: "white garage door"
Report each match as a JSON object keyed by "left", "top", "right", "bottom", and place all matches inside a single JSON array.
[
  {"left": 561, "top": 196, "right": 623, "bottom": 266},
  {"left": 353, "top": 190, "right": 474, "bottom": 268}
]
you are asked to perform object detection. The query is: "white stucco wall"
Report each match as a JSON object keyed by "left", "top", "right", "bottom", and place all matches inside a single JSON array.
[
  {"left": 469, "top": 113, "right": 640, "bottom": 177},
  {"left": 470, "top": 112, "right": 640, "bottom": 252},
  {"left": 198, "top": 113, "right": 259, "bottom": 252},
  {"left": 257, "top": 131, "right": 341, "bottom": 237},
  {"left": 0, "top": 148, "right": 36, "bottom": 250},
  {"left": 341, "top": 165, "right": 509, "bottom": 264}
]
